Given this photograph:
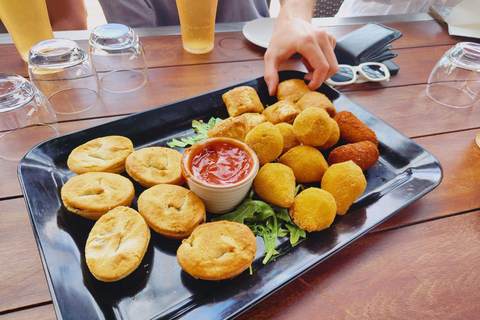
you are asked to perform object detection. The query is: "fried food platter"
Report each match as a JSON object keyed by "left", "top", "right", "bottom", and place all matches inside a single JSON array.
[{"left": 18, "top": 71, "right": 442, "bottom": 320}]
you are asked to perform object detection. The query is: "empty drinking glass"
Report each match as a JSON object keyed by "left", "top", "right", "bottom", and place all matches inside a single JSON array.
[
  {"left": 427, "top": 42, "right": 480, "bottom": 108},
  {"left": 0, "top": 73, "right": 59, "bottom": 161},
  {"left": 89, "top": 24, "right": 148, "bottom": 93},
  {"left": 28, "top": 38, "right": 99, "bottom": 115}
]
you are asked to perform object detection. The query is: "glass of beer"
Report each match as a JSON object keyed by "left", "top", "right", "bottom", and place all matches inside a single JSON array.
[
  {"left": 175, "top": 0, "right": 219, "bottom": 54},
  {"left": 0, "top": 0, "right": 54, "bottom": 62}
]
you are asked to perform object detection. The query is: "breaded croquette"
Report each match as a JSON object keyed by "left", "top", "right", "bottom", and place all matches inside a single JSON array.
[
  {"left": 289, "top": 188, "right": 337, "bottom": 232},
  {"left": 275, "top": 122, "right": 301, "bottom": 154},
  {"left": 253, "top": 163, "right": 296, "bottom": 208},
  {"left": 328, "top": 141, "right": 380, "bottom": 171},
  {"left": 245, "top": 122, "right": 283, "bottom": 165},
  {"left": 293, "top": 107, "right": 332, "bottom": 147},
  {"left": 262, "top": 100, "right": 301, "bottom": 124},
  {"left": 207, "top": 115, "right": 249, "bottom": 142},
  {"left": 296, "top": 91, "right": 336, "bottom": 117},
  {"left": 334, "top": 110, "right": 378, "bottom": 146},
  {"left": 222, "top": 86, "right": 264, "bottom": 117},
  {"left": 277, "top": 79, "right": 311, "bottom": 103},
  {"left": 279, "top": 145, "right": 329, "bottom": 183},
  {"left": 321, "top": 160, "right": 367, "bottom": 215}
]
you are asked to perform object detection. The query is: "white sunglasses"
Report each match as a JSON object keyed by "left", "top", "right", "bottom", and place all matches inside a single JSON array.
[{"left": 326, "top": 62, "right": 391, "bottom": 86}]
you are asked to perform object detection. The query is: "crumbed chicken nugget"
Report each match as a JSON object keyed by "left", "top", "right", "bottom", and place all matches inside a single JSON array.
[
  {"left": 262, "top": 100, "right": 301, "bottom": 124},
  {"left": 245, "top": 122, "right": 283, "bottom": 165},
  {"left": 253, "top": 163, "right": 295, "bottom": 208},
  {"left": 318, "top": 118, "right": 340, "bottom": 150},
  {"left": 222, "top": 86, "right": 264, "bottom": 117},
  {"left": 334, "top": 110, "right": 378, "bottom": 146},
  {"left": 275, "top": 123, "right": 300, "bottom": 154},
  {"left": 293, "top": 107, "right": 332, "bottom": 147},
  {"left": 289, "top": 188, "right": 336, "bottom": 232},
  {"left": 296, "top": 91, "right": 336, "bottom": 117},
  {"left": 242, "top": 112, "right": 268, "bottom": 130},
  {"left": 277, "top": 79, "right": 311, "bottom": 103},
  {"left": 328, "top": 141, "right": 379, "bottom": 171},
  {"left": 321, "top": 161, "right": 367, "bottom": 215},
  {"left": 279, "top": 145, "right": 329, "bottom": 183},
  {"left": 207, "top": 115, "right": 249, "bottom": 142}
]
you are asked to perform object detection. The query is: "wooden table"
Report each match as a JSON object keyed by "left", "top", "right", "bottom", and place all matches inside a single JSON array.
[{"left": 1, "top": 15, "right": 480, "bottom": 320}]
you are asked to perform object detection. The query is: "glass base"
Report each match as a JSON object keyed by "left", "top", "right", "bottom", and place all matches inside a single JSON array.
[
  {"left": 0, "top": 124, "right": 58, "bottom": 161},
  {"left": 99, "top": 69, "right": 147, "bottom": 93},
  {"left": 426, "top": 83, "right": 476, "bottom": 108},
  {"left": 183, "top": 44, "right": 214, "bottom": 54}
]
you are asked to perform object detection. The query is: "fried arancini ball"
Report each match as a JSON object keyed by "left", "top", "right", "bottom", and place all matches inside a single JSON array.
[
  {"left": 289, "top": 188, "right": 336, "bottom": 232},
  {"left": 296, "top": 91, "right": 336, "bottom": 117},
  {"left": 277, "top": 79, "right": 311, "bottom": 103},
  {"left": 334, "top": 110, "right": 378, "bottom": 146},
  {"left": 293, "top": 107, "right": 332, "bottom": 147},
  {"left": 222, "top": 86, "right": 264, "bottom": 117},
  {"left": 279, "top": 145, "right": 329, "bottom": 183},
  {"left": 318, "top": 118, "right": 340, "bottom": 150},
  {"left": 275, "top": 123, "right": 301, "bottom": 154},
  {"left": 242, "top": 112, "right": 268, "bottom": 130},
  {"left": 207, "top": 115, "right": 249, "bottom": 142},
  {"left": 245, "top": 122, "right": 283, "bottom": 165},
  {"left": 328, "top": 141, "right": 380, "bottom": 171},
  {"left": 262, "top": 100, "right": 301, "bottom": 124},
  {"left": 321, "top": 160, "right": 367, "bottom": 215},
  {"left": 253, "top": 163, "right": 296, "bottom": 208}
]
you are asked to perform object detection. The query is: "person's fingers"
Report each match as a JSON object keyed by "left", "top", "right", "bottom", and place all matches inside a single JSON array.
[{"left": 264, "top": 49, "right": 282, "bottom": 96}]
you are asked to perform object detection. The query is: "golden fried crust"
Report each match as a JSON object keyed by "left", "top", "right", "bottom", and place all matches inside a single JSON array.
[
  {"left": 334, "top": 111, "right": 378, "bottom": 146},
  {"left": 296, "top": 91, "right": 336, "bottom": 117},
  {"left": 321, "top": 161, "right": 367, "bottom": 215},
  {"left": 67, "top": 136, "right": 134, "bottom": 174},
  {"left": 245, "top": 122, "right": 283, "bottom": 165},
  {"left": 279, "top": 145, "right": 329, "bottom": 183},
  {"left": 262, "top": 100, "right": 301, "bottom": 124},
  {"left": 328, "top": 141, "right": 380, "bottom": 171},
  {"left": 85, "top": 206, "right": 150, "bottom": 282},
  {"left": 277, "top": 79, "right": 311, "bottom": 103},
  {"left": 242, "top": 112, "right": 268, "bottom": 130},
  {"left": 125, "top": 147, "right": 184, "bottom": 188},
  {"left": 137, "top": 184, "right": 206, "bottom": 239},
  {"left": 253, "top": 163, "right": 296, "bottom": 208},
  {"left": 61, "top": 172, "right": 135, "bottom": 220},
  {"left": 177, "top": 221, "right": 257, "bottom": 280},
  {"left": 289, "top": 188, "right": 336, "bottom": 232},
  {"left": 207, "top": 115, "right": 249, "bottom": 142},
  {"left": 222, "top": 86, "right": 264, "bottom": 117},
  {"left": 275, "top": 122, "right": 301, "bottom": 154},
  {"left": 318, "top": 118, "right": 340, "bottom": 150},
  {"left": 293, "top": 108, "right": 332, "bottom": 147}
]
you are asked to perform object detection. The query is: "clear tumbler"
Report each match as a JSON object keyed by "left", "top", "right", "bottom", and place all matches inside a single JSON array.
[
  {"left": 0, "top": 73, "right": 58, "bottom": 161},
  {"left": 89, "top": 24, "right": 148, "bottom": 93}
]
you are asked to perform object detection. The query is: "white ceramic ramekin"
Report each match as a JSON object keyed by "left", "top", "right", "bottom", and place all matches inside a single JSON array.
[{"left": 181, "top": 137, "right": 259, "bottom": 214}]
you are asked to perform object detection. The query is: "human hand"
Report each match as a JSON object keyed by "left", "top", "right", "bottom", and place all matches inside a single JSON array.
[{"left": 264, "top": 14, "right": 338, "bottom": 96}]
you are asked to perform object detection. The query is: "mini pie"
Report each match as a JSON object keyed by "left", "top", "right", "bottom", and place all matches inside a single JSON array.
[
  {"left": 125, "top": 147, "right": 184, "bottom": 188},
  {"left": 137, "top": 184, "right": 206, "bottom": 239},
  {"left": 85, "top": 206, "right": 151, "bottom": 282},
  {"left": 262, "top": 100, "right": 301, "bottom": 124},
  {"left": 222, "top": 86, "right": 264, "bottom": 117},
  {"left": 67, "top": 135, "right": 134, "bottom": 174},
  {"left": 276, "top": 79, "right": 311, "bottom": 103},
  {"left": 61, "top": 172, "right": 135, "bottom": 220},
  {"left": 177, "top": 221, "right": 257, "bottom": 280}
]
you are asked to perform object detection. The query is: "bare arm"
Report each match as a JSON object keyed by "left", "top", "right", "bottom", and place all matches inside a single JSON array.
[
  {"left": 46, "top": 0, "right": 88, "bottom": 31},
  {"left": 264, "top": 0, "right": 338, "bottom": 95}
]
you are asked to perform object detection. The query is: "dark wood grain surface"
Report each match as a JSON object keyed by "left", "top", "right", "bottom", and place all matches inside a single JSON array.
[{"left": 1, "top": 18, "right": 479, "bottom": 320}]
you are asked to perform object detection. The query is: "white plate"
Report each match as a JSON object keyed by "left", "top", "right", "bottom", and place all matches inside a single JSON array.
[{"left": 242, "top": 18, "right": 276, "bottom": 49}]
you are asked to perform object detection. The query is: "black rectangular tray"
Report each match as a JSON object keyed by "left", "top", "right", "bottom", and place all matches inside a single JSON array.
[{"left": 18, "top": 71, "right": 442, "bottom": 320}]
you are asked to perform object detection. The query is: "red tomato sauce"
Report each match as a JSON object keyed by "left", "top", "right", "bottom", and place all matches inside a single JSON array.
[{"left": 190, "top": 141, "right": 252, "bottom": 185}]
